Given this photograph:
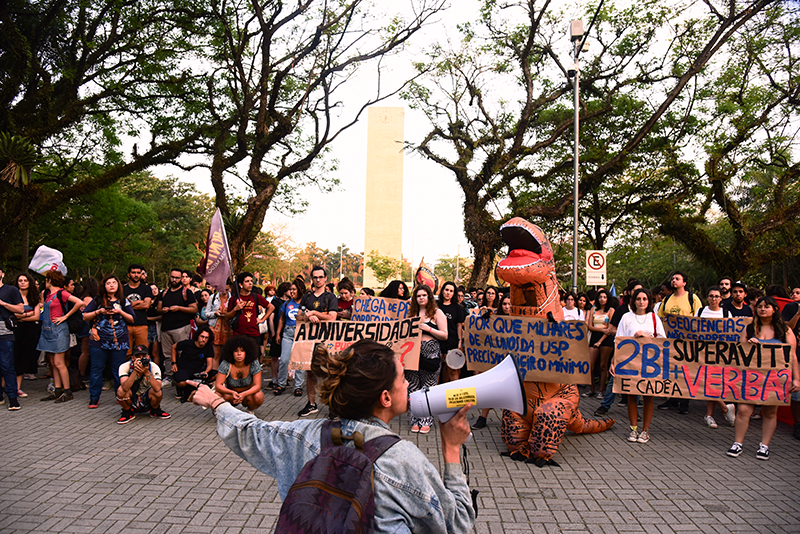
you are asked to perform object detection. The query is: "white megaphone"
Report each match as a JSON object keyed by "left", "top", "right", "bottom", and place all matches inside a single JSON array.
[
  {"left": 445, "top": 349, "right": 466, "bottom": 369},
  {"left": 409, "top": 354, "right": 527, "bottom": 423}
]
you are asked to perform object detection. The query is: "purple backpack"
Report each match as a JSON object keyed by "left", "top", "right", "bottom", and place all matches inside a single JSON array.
[{"left": 275, "top": 420, "right": 400, "bottom": 534}]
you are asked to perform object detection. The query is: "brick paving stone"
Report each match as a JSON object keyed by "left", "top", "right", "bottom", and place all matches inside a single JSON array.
[{"left": 3, "top": 378, "right": 800, "bottom": 532}]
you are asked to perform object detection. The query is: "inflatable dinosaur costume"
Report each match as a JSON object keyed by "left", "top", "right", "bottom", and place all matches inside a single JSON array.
[{"left": 495, "top": 217, "right": 614, "bottom": 467}]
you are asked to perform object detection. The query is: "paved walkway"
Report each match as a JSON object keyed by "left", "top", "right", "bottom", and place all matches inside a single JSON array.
[{"left": 1, "top": 375, "right": 799, "bottom": 533}]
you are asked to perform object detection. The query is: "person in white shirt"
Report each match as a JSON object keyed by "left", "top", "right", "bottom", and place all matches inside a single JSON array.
[
  {"left": 615, "top": 288, "right": 665, "bottom": 444},
  {"left": 562, "top": 292, "right": 585, "bottom": 321},
  {"left": 695, "top": 286, "right": 736, "bottom": 429}
]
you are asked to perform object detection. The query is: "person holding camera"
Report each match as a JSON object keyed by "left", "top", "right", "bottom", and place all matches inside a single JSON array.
[
  {"left": 82, "top": 275, "right": 136, "bottom": 409},
  {"left": 172, "top": 326, "right": 216, "bottom": 403},
  {"left": 116, "top": 344, "right": 171, "bottom": 424}
]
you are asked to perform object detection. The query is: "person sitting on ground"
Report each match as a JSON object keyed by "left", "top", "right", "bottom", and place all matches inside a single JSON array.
[
  {"left": 172, "top": 326, "right": 216, "bottom": 402},
  {"left": 214, "top": 335, "right": 264, "bottom": 414},
  {"left": 116, "top": 345, "right": 171, "bottom": 424},
  {"left": 191, "top": 339, "right": 476, "bottom": 533},
  {"left": 727, "top": 296, "right": 800, "bottom": 460}
]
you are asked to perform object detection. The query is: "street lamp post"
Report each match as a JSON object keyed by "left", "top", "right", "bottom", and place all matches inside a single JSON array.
[{"left": 570, "top": 20, "right": 583, "bottom": 295}]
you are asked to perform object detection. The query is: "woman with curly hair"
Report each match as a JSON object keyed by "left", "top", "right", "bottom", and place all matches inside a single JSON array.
[
  {"left": 727, "top": 296, "right": 800, "bottom": 460},
  {"left": 191, "top": 339, "right": 475, "bottom": 533},
  {"left": 214, "top": 335, "right": 264, "bottom": 413},
  {"left": 407, "top": 285, "right": 448, "bottom": 434}
]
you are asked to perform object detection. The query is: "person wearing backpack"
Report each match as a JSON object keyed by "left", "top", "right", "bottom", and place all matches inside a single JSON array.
[{"left": 192, "top": 339, "right": 476, "bottom": 533}]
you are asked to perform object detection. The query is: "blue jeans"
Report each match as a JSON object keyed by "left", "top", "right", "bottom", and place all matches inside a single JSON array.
[
  {"left": 0, "top": 339, "right": 17, "bottom": 400},
  {"left": 599, "top": 377, "right": 615, "bottom": 410},
  {"left": 278, "top": 326, "right": 295, "bottom": 388},
  {"left": 89, "top": 347, "right": 127, "bottom": 401}
]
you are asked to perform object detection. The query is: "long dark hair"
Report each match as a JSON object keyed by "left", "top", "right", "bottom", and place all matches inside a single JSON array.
[
  {"left": 14, "top": 273, "right": 40, "bottom": 307},
  {"left": 311, "top": 340, "right": 397, "bottom": 419},
  {"left": 99, "top": 275, "right": 124, "bottom": 307},
  {"left": 594, "top": 289, "right": 613, "bottom": 313},
  {"left": 381, "top": 280, "right": 409, "bottom": 300},
  {"left": 753, "top": 296, "right": 788, "bottom": 342},
  {"left": 481, "top": 286, "right": 498, "bottom": 308},
  {"left": 438, "top": 281, "right": 457, "bottom": 305},
  {"left": 80, "top": 278, "right": 99, "bottom": 300}
]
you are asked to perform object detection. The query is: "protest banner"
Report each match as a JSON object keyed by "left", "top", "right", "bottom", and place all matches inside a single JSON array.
[
  {"left": 465, "top": 314, "right": 591, "bottom": 384},
  {"left": 662, "top": 313, "right": 751, "bottom": 342},
  {"left": 289, "top": 317, "right": 421, "bottom": 371},
  {"left": 612, "top": 337, "right": 794, "bottom": 405},
  {"left": 351, "top": 295, "right": 410, "bottom": 322}
]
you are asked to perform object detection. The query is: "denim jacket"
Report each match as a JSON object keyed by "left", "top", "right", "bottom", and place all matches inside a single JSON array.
[{"left": 215, "top": 404, "right": 476, "bottom": 533}]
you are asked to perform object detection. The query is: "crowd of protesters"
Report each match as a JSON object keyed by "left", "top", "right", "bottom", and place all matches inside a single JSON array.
[{"left": 0, "top": 261, "right": 799, "bottom": 461}]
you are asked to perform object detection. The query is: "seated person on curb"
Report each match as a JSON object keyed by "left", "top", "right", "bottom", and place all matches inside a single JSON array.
[
  {"left": 192, "top": 339, "right": 476, "bottom": 533},
  {"left": 172, "top": 326, "right": 216, "bottom": 403},
  {"left": 116, "top": 345, "right": 171, "bottom": 424},
  {"left": 214, "top": 335, "right": 264, "bottom": 414}
]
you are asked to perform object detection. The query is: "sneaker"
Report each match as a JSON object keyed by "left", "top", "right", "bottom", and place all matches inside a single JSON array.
[
  {"left": 595, "top": 391, "right": 604, "bottom": 399},
  {"left": 617, "top": 396, "right": 627, "bottom": 407},
  {"left": 756, "top": 443, "right": 769, "bottom": 461},
  {"left": 23, "top": 374, "right": 37, "bottom": 380},
  {"left": 657, "top": 399, "right": 672, "bottom": 410},
  {"left": 726, "top": 442, "right": 743, "bottom": 457},
  {"left": 54, "top": 391, "right": 74, "bottom": 403},
  {"left": 298, "top": 402, "right": 318, "bottom": 417},
  {"left": 678, "top": 401, "right": 689, "bottom": 414},
  {"left": 265, "top": 381, "right": 275, "bottom": 390},
  {"left": 724, "top": 404, "right": 736, "bottom": 426},
  {"left": 117, "top": 411, "right": 136, "bottom": 424},
  {"left": 419, "top": 425, "right": 431, "bottom": 434},
  {"left": 17, "top": 389, "right": 28, "bottom": 398},
  {"left": 88, "top": 400, "right": 99, "bottom": 409},
  {"left": 162, "top": 377, "right": 173, "bottom": 387},
  {"left": 636, "top": 430, "right": 650, "bottom": 443},
  {"left": 471, "top": 416, "right": 487, "bottom": 430},
  {"left": 39, "top": 391, "right": 57, "bottom": 401},
  {"left": 581, "top": 390, "right": 592, "bottom": 397},
  {"left": 594, "top": 406, "right": 609, "bottom": 417},
  {"left": 410, "top": 425, "right": 420, "bottom": 433},
  {"left": 627, "top": 428, "right": 639, "bottom": 442},
  {"left": 704, "top": 415, "right": 718, "bottom": 429},
  {"left": 174, "top": 386, "right": 183, "bottom": 399},
  {"left": 102, "top": 379, "right": 113, "bottom": 390},
  {"left": 8, "top": 398, "right": 20, "bottom": 411},
  {"left": 150, "top": 407, "right": 171, "bottom": 419},
  {"left": 750, "top": 411, "right": 762, "bottom": 420}
]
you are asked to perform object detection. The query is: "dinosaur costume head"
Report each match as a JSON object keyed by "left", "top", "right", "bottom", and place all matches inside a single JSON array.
[{"left": 496, "top": 217, "right": 562, "bottom": 320}]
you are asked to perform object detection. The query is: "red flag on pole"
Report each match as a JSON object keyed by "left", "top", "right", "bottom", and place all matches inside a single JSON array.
[{"left": 197, "top": 208, "right": 232, "bottom": 290}]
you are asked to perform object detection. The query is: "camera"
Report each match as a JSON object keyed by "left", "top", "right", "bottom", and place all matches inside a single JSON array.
[{"left": 139, "top": 356, "right": 151, "bottom": 369}]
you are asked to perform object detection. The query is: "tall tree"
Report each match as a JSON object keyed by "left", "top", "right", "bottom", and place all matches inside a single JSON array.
[
  {"left": 643, "top": 2, "right": 800, "bottom": 278},
  {"left": 0, "top": 0, "right": 213, "bottom": 257},
  {"left": 404, "top": 0, "right": 778, "bottom": 287},
  {"left": 196, "top": 0, "right": 446, "bottom": 269}
]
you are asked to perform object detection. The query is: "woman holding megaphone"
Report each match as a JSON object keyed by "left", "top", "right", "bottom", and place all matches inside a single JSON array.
[{"left": 408, "top": 285, "right": 448, "bottom": 434}]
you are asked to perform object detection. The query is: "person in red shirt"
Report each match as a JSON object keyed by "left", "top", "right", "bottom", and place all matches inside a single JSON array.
[{"left": 224, "top": 272, "right": 274, "bottom": 344}]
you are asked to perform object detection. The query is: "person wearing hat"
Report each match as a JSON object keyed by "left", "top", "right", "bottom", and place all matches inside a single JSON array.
[
  {"left": 723, "top": 281, "right": 753, "bottom": 317},
  {"left": 0, "top": 264, "right": 24, "bottom": 411},
  {"left": 116, "top": 344, "right": 170, "bottom": 424}
]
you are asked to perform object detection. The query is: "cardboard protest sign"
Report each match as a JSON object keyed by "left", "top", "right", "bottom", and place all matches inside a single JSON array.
[
  {"left": 612, "top": 337, "right": 794, "bottom": 405},
  {"left": 662, "top": 313, "right": 751, "bottom": 342},
  {"left": 465, "top": 314, "right": 591, "bottom": 384},
  {"left": 350, "top": 296, "right": 410, "bottom": 322},
  {"left": 289, "top": 317, "right": 421, "bottom": 371}
]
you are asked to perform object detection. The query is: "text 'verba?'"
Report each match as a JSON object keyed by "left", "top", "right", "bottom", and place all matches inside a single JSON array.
[{"left": 612, "top": 337, "right": 794, "bottom": 405}]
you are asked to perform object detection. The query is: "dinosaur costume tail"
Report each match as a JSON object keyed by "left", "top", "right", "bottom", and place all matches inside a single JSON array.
[{"left": 567, "top": 411, "right": 615, "bottom": 434}]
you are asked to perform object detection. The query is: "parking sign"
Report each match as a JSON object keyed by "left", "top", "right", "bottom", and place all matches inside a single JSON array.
[{"left": 586, "top": 250, "right": 606, "bottom": 285}]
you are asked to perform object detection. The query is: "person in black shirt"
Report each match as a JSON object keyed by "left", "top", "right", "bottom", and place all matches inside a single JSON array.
[
  {"left": 437, "top": 282, "right": 466, "bottom": 382},
  {"left": 123, "top": 264, "right": 152, "bottom": 356},
  {"left": 295, "top": 266, "right": 338, "bottom": 416},
  {"left": 723, "top": 281, "right": 753, "bottom": 317},
  {"left": 157, "top": 269, "right": 198, "bottom": 386},
  {"left": 172, "top": 326, "right": 215, "bottom": 402}
]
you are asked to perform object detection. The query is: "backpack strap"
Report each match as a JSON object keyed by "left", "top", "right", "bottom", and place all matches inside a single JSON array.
[{"left": 320, "top": 420, "right": 400, "bottom": 461}]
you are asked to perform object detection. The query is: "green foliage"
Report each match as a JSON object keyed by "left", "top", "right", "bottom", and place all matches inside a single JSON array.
[
  {"left": 26, "top": 173, "right": 214, "bottom": 285},
  {"left": 434, "top": 255, "right": 474, "bottom": 285},
  {"left": 0, "top": 133, "right": 37, "bottom": 186},
  {"left": 366, "top": 250, "right": 404, "bottom": 285}
]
